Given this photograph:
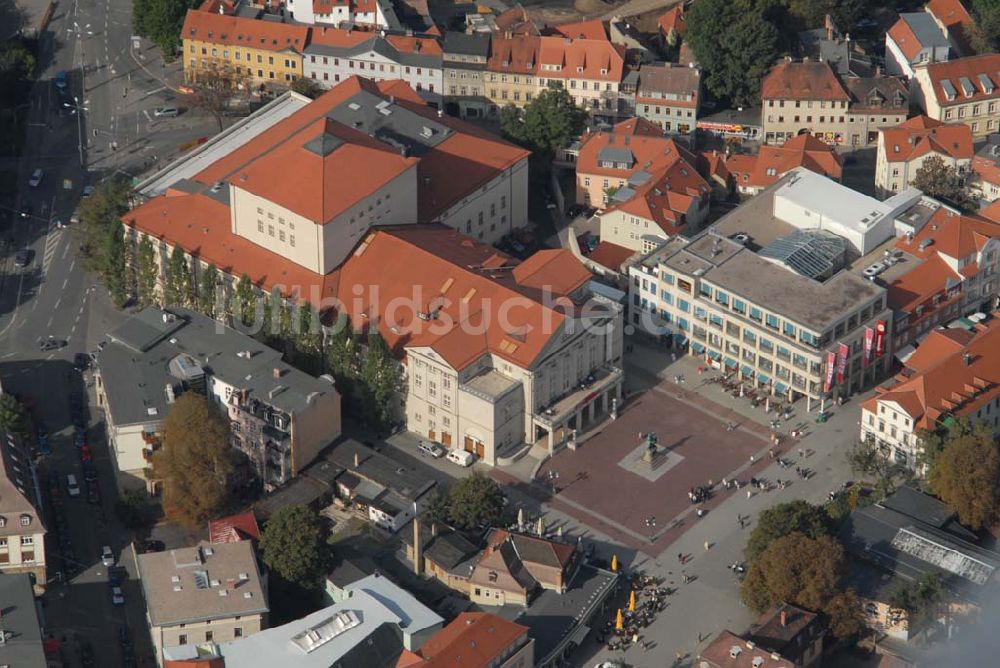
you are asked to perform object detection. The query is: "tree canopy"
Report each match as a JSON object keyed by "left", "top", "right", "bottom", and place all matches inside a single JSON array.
[
  {"left": 685, "top": 0, "right": 782, "bottom": 108},
  {"left": 928, "top": 424, "right": 1000, "bottom": 529},
  {"left": 888, "top": 572, "right": 945, "bottom": 630},
  {"left": 969, "top": 0, "right": 1000, "bottom": 54},
  {"left": 742, "top": 533, "right": 845, "bottom": 612},
  {"left": 152, "top": 393, "right": 236, "bottom": 526},
  {"left": 745, "top": 500, "right": 832, "bottom": 562},
  {"left": 0, "top": 394, "right": 27, "bottom": 435},
  {"left": 500, "top": 86, "right": 587, "bottom": 157},
  {"left": 359, "top": 331, "right": 401, "bottom": 430},
  {"left": 444, "top": 471, "right": 507, "bottom": 531},
  {"left": 910, "top": 156, "right": 975, "bottom": 211},
  {"left": 78, "top": 177, "right": 133, "bottom": 303},
  {"left": 136, "top": 236, "right": 158, "bottom": 307},
  {"left": 290, "top": 77, "right": 324, "bottom": 99},
  {"left": 260, "top": 505, "right": 332, "bottom": 589},
  {"left": 133, "top": 0, "right": 199, "bottom": 58}
]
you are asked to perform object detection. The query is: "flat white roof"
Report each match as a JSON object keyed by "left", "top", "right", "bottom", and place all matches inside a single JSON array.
[
  {"left": 775, "top": 168, "right": 889, "bottom": 232},
  {"left": 136, "top": 92, "right": 312, "bottom": 198}
]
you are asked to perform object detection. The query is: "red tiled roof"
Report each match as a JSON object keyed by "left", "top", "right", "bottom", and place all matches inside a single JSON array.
[
  {"left": 886, "top": 254, "right": 959, "bottom": 312},
  {"left": 604, "top": 159, "right": 707, "bottom": 234},
  {"left": 537, "top": 34, "right": 625, "bottom": 83},
  {"left": 208, "top": 511, "right": 261, "bottom": 544},
  {"left": 980, "top": 199, "right": 1000, "bottom": 223},
  {"left": 487, "top": 35, "right": 540, "bottom": 74},
  {"left": 926, "top": 0, "right": 974, "bottom": 49},
  {"left": 725, "top": 134, "right": 842, "bottom": 190},
  {"left": 181, "top": 10, "right": 309, "bottom": 53},
  {"left": 972, "top": 153, "right": 1000, "bottom": 187},
  {"left": 402, "top": 613, "right": 528, "bottom": 668},
  {"left": 636, "top": 62, "right": 700, "bottom": 109},
  {"left": 870, "top": 317, "right": 1000, "bottom": 429},
  {"left": 761, "top": 60, "right": 850, "bottom": 102},
  {"left": 385, "top": 34, "right": 443, "bottom": 56},
  {"left": 308, "top": 25, "right": 376, "bottom": 49},
  {"left": 198, "top": 0, "right": 236, "bottom": 15},
  {"left": 924, "top": 55, "right": 1000, "bottom": 107},
  {"left": 880, "top": 115, "right": 973, "bottom": 163},
  {"left": 887, "top": 16, "right": 924, "bottom": 62},
  {"left": 658, "top": 6, "right": 685, "bottom": 36},
  {"left": 548, "top": 18, "right": 607, "bottom": 41},
  {"left": 698, "top": 631, "right": 795, "bottom": 668},
  {"left": 494, "top": 3, "right": 539, "bottom": 36},
  {"left": 586, "top": 241, "right": 635, "bottom": 272},
  {"left": 895, "top": 207, "right": 1000, "bottom": 260}
]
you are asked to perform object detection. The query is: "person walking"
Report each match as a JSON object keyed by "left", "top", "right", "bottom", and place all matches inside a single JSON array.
[{"left": 747, "top": 489, "right": 752, "bottom": 499}]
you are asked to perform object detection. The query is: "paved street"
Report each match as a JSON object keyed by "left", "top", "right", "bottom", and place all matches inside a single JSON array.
[{"left": 0, "top": 0, "right": 225, "bottom": 663}]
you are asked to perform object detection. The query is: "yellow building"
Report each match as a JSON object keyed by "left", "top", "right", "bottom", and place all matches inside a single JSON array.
[{"left": 181, "top": 9, "right": 309, "bottom": 91}]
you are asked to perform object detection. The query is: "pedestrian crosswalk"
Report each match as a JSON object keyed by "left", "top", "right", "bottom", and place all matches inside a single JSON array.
[{"left": 41, "top": 226, "right": 64, "bottom": 276}]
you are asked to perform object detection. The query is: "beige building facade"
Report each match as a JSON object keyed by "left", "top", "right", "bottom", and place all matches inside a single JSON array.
[{"left": 914, "top": 54, "right": 1000, "bottom": 137}]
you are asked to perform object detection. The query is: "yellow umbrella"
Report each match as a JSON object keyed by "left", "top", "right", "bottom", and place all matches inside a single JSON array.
[
  {"left": 628, "top": 590, "right": 636, "bottom": 612},
  {"left": 611, "top": 554, "right": 619, "bottom": 572},
  {"left": 615, "top": 608, "right": 624, "bottom": 631}
]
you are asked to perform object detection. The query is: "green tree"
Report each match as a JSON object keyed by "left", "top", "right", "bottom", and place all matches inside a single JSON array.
[
  {"left": 164, "top": 246, "right": 192, "bottom": 307},
  {"left": 745, "top": 500, "right": 832, "bottom": 562},
  {"left": 188, "top": 61, "right": 253, "bottom": 130},
  {"left": 123, "top": 235, "right": 137, "bottom": 302},
  {"left": 685, "top": 0, "right": 782, "bottom": 108},
  {"left": 151, "top": 393, "right": 235, "bottom": 526},
  {"left": 741, "top": 533, "right": 844, "bottom": 613},
  {"left": 290, "top": 76, "right": 323, "bottom": 99},
  {"left": 967, "top": 0, "right": 1000, "bottom": 53},
  {"left": 235, "top": 274, "right": 256, "bottom": 327},
  {"left": 888, "top": 573, "right": 945, "bottom": 630},
  {"left": 910, "top": 155, "right": 975, "bottom": 211},
  {"left": 917, "top": 416, "right": 978, "bottom": 473},
  {"left": 360, "top": 331, "right": 401, "bottom": 429},
  {"left": 133, "top": 0, "right": 200, "bottom": 59},
  {"left": 136, "top": 236, "right": 159, "bottom": 306},
  {"left": 260, "top": 505, "right": 332, "bottom": 589},
  {"left": 499, "top": 86, "right": 587, "bottom": 158},
  {"left": 783, "top": 0, "right": 871, "bottom": 30},
  {"left": 421, "top": 487, "right": 451, "bottom": 527},
  {"left": 847, "top": 437, "right": 899, "bottom": 491},
  {"left": 264, "top": 287, "right": 286, "bottom": 340},
  {"left": 198, "top": 263, "right": 219, "bottom": 317},
  {"left": 824, "top": 588, "right": 864, "bottom": 639},
  {"left": 297, "top": 301, "right": 320, "bottom": 351},
  {"left": 0, "top": 394, "right": 27, "bottom": 435},
  {"left": 104, "top": 223, "right": 128, "bottom": 307},
  {"left": 327, "top": 315, "right": 358, "bottom": 395},
  {"left": 928, "top": 425, "right": 1000, "bottom": 529},
  {"left": 446, "top": 471, "right": 506, "bottom": 531}
]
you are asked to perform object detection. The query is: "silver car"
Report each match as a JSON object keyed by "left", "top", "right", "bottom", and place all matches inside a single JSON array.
[{"left": 418, "top": 440, "right": 445, "bottom": 458}]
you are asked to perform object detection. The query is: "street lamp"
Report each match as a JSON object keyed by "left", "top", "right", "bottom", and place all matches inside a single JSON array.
[
  {"left": 645, "top": 516, "right": 656, "bottom": 543},
  {"left": 547, "top": 470, "right": 559, "bottom": 495},
  {"left": 63, "top": 96, "right": 89, "bottom": 167}
]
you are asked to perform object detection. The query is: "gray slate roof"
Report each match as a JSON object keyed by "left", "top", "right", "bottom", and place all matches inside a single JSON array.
[
  {"left": 443, "top": 31, "right": 490, "bottom": 57},
  {"left": 900, "top": 12, "right": 950, "bottom": 50},
  {"left": 98, "top": 307, "right": 336, "bottom": 427},
  {"left": 0, "top": 574, "right": 46, "bottom": 668}
]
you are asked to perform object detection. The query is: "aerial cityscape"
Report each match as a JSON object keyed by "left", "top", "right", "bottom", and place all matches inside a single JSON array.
[{"left": 4, "top": 0, "right": 1000, "bottom": 666}]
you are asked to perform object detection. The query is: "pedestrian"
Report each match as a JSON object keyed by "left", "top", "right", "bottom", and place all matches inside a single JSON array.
[
  {"left": 798, "top": 447, "right": 805, "bottom": 458},
  {"left": 769, "top": 448, "right": 775, "bottom": 459},
  {"left": 678, "top": 552, "right": 683, "bottom": 563},
  {"left": 704, "top": 540, "right": 710, "bottom": 551},
  {"left": 747, "top": 489, "right": 752, "bottom": 499},
  {"left": 749, "top": 454, "right": 755, "bottom": 464}
]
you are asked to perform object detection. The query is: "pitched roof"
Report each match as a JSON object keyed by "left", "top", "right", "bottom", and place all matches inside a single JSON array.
[
  {"left": 586, "top": 241, "right": 635, "bottom": 272},
  {"left": 494, "top": 3, "right": 539, "bottom": 36},
  {"left": 926, "top": 0, "right": 975, "bottom": 50},
  {"left": 547, "top": 19, "right": 607, "bottom": 41},
  {"left": 895, "top": 206, "right": 1000, "bottom": 260},
  {"left": 923, "top": 54, "right": 1000, "bottom": 107},
  {"left": 208, "top": 511, "right": 262, "bottom": 544},
  {"left": 181, "top": 9, "right": 309, "bottom": 53},
  {"left": 879, "top": 115, "right": 973, "bottom": 163},
  {"left": 0, "top": 433, "right": 43, "bottom": 540},
  {"left": 761, "top": 59, "right": 850, "bottom": 102},
  {"left": 536, "top": 34, "right": 625, "bottom": 83},
  {"left": 888, "top": 13, "right": 950, "bottom": 62},
  {"left": 486, "top": 529, "right": 576, "bottom": 569},
  {"left": 980, "top": 198, "right": 1000, "bottom": 223},
  {"left": 658, "top": 5, "right": 685, "bottom": 36},
  {"left": 403, "top": 613, "right": 529, "bottom": 668},
  {"left": 972, "top": 141, "right": 1000, "bottom": 186},
  {"left": 868, "top": 317, "right": 1000, "bottom": 430},
  {"left": 636, "top": 62, "right": 700, "bottom": 108},
  {"left": 698, "top": 630, "right": 795, "bottom": 668},
  {"left": 845, "top": 75, "right": 909, "bottom": 112},
  {"left": 725, "top": 134, "right": 842, "bottom": 190},
  {"left": 486, "top": 34, "right": 540, "bottom": 74}
]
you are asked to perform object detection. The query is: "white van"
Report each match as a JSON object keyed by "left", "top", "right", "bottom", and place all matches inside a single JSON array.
[
  {"left": 66, "top": 474, "right": 81, "bottom": 497},
  {"left": 446, "top": 449, "right": 475, "bottom": 467}
]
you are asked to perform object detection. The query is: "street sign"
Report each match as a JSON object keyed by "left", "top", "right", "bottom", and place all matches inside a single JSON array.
[{"left": 131, "top": 36, "right": 141, "bottom": 49}]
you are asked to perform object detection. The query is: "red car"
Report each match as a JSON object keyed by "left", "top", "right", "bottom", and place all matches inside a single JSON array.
[{"left": 80, "top": 444, "right": 92, "bottom": 463}]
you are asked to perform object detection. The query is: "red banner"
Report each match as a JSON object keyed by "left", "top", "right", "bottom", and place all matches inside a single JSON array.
[
  {"left": 836, "top": 343, "right": 849, "bottom": 385},
  {"left": 875, "top": 320, "right": 887, "bottom": 357},
  {"left": 823, "top": 351, "right": 837, "bottom": 393},
  {"left": 863, "top": 327, "right": 874, "bottom": 368}
]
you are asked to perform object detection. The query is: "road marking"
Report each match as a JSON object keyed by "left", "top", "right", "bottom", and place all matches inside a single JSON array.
[
  {"left": 0, "top": 353, "right": 14, "bottom": 359},
  {"left": 62, "top": 278, "right": 69, "bottom": 290},
  {"left": 54, "top": 298, "right": 61, "bottom": 310},
  {"left": 62, "top": 242, "right": 71, "bottom": 259},
  {"left": 47, "top": 316, "right": 54, "bottom": 328},
  {"left": 69, "top": 258, "right": 76, "bottom": 272}
]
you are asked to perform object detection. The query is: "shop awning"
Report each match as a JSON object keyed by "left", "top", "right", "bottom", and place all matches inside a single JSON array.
[
  {"left": 707, "top": 350, "right": 721, "bottom": 361},
  {"left": 675, "top": 335, "right": 689, "bottom": 346},
  {"left": 774, "top": 382, "right": 788, "bottom": 394},
  {"left": 757, "top": 374, "right": 771, "bottom": 384},
  {"left": 691, "top": 342, "right": 706, "bottom": 354},
  {"left": 724, "top": 357, "right": 737, "bottom": 368},
  {"left": 741, "top": 365, "right": 754, "bottom": 377}
]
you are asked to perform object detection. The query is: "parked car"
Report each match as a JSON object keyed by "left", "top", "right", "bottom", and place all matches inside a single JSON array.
[
  {"left": 108, "top": 566, "right": 126, "bottom": 586},
  {"left": 70, "top": 207, "right": 81, "bottom": 224},
  {"left": 153, "top": 106, "right": 179, "bottom": 117},
  {"left": 28, "top": 168, "right": 43, "bottom": 187},
  {"left": 66, "top": 474, "right": 81, "bottom": 498},
  {"left": 82, "top": 185, "right": 94, "bottom": 198},
  {"left": 418, "top": 440, "right": 445, "bottom": 458},
  {"left": 55, "top": 70, "right": 67, "bottom": 90},
  {"left": 86, "top": 478, "right": 100, "bottom": 504},
  {"left": 143, "top": 540, "right": 166, "bottom": 553},
  {"left": 446, "top": 449, "right": 475, "bottom": 467},
  {"left": 38, "top": 337, "right": 66, "bottom": 352},
  {"left": 110, "top": 585, "right": 124, "bottom": 605},
  {"left": 101, "top": 545, "right": 115, "bottom": 567}
]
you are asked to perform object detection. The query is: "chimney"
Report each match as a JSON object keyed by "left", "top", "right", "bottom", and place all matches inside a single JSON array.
[
  {"left": 353, "top": 452, "right": 360, "bottom": 468},
  {"left": 413, "top": 517, "right": 424, "bottom": 576},
  {"left": 824, "top": 14, "right": 834, "bottom": 41},
  {"left": 431, "top": 523, "right": 438, "bottom": 536},
  {"left": 964, "top": 353, "right": 973, "bottom": 366},
  {"left": 273, "top": 367, "right": 282, "bottom": 379},
  {"left": 780, "top": 609, "right": 787, "bottom": 627}
]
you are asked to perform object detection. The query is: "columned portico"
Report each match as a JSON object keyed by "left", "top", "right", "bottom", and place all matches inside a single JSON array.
[{"left": 532, "top": 366, "right": 624, "bottom": 455}]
